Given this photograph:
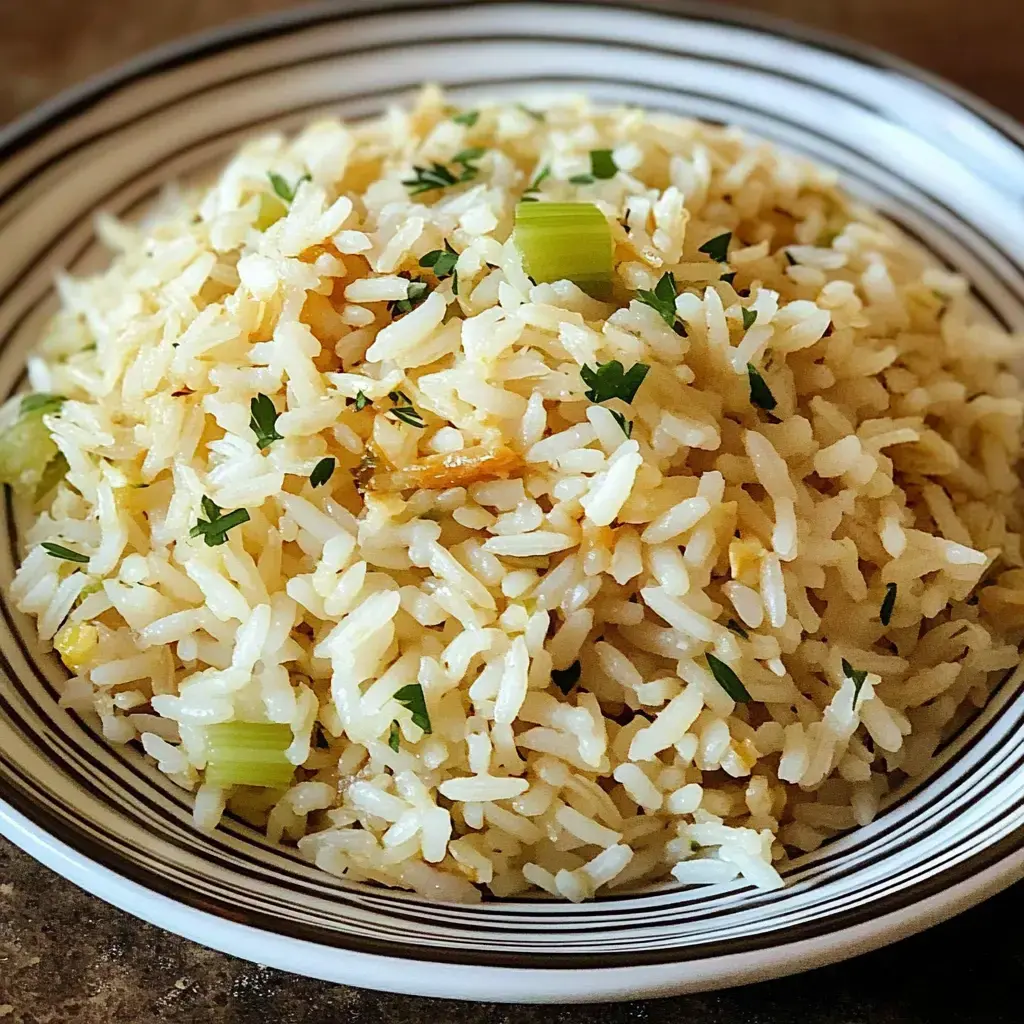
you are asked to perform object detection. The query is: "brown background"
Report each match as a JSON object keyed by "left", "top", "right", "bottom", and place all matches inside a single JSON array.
[{"left": 1, "top": 2, "right": 1022, "bottom": 1022}]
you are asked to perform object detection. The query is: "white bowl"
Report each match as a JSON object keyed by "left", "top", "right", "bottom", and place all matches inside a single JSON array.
[{"left": 0, "top": 0, "right": 1021, "bottom": 1002}]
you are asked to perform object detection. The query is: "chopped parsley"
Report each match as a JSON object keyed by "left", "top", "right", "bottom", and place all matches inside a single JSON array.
[
  {"left": 403, "top": 149, "right": 484, "bottom": 197},
  {"left": 551, "top": 660, "right": 582, "bottom": 695},
  {"left": 388, "top": 720, "right": 401, "bottom": 752},
  {"left": 698, "top": 231, "right": 732, "bottom": 263},
  {"left": 523, "top": 165, "right": 551, "bottom": 198},
  {"left": 351, "top": 391, "right": 370, "bottom": 411},
  {"left": 720, "top": 271, "right": 737, "bottom": 286},
  {"left": 705, "top": 652, "right": 751, "bottom": 703},
  {"left": 268, "top": 172, "right": 310, "bottom": 203},
  {"left": 636, "top": 271, "right": 678, "bottom": 328},
  {"left": 388, "top": 278, "right": 430, "bottom": 317},
  {"left": 589, "top": 149, "right": 618, "bottom": 180},
  {"left": 249, "top": 393, "right": 283, "bottom": 449},
  {"left": 41, "top": 542, "right": 89, "bottom": 564},
  {"left": 609, "top": 410, "right": 633, "bottom": 438},
  {"left": 746, "top": 364, "right": 777, "bottom": 412},
  {"left": 389, "top": 406, "right": 426, "bottom": 429},
  {"left": 517, "top": 103, "right": 545, "bottom": 122},
  {"left": 419, "top": 240, "right": 459, "bottom": 293},
  {"left": 841, "top": 657, "right": 869, "bottom": 707},
  {"left": 741, "top": 307, "right": 758, "bottom": 330},
  {"left": 726, "top": 618, "right": 749, "bottom": 639},
  {"left": 880, "top": 582, "right": 898, "bottom": 626},
  {"left": 569, "top": 173, "right": 595, "bottom": 185},
  {"left": 394, "top": 683, "right": 431, "bottom": 733},
  {"left": 452, "top": 110, "right": 479, "bottom": 127},
  {"left": 309, "top": 457, "right": 336, "bottom": 488},
  {"left": 580, "top": 359, "right": 650, "bottom": 404},
  {"left": 189, "top": 496, "right": 251, "bottom": 548}
]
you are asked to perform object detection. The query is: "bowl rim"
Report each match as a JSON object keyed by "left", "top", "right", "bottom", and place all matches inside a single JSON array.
[{"left": 1, "top": 0, "right": 1023, "bottom": 1001}]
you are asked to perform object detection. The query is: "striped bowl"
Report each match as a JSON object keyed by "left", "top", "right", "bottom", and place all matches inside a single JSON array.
[{"left": 0, "top": 0, "right": 1021, "bottom": 1003}]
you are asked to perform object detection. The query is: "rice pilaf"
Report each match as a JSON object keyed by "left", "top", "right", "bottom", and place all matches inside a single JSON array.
[{"left": 8, "top": 87, "right": 1024, "bottom": 902}]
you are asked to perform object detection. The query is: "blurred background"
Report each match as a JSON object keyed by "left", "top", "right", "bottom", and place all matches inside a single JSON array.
[{"left": 2, "top": 0, "right": 1022, "bottom": 125}]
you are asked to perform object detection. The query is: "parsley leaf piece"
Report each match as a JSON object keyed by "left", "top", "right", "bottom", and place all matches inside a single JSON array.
[
  {"left": 698, "top": 231, "right": 732, "bottom": 263},
  {"left": 452, "top": 110, "right": 479, "bottom": 127},
  {"left": 580, "top": 359, "right": 650, "bottom": 404},
  {"left": 452, "top": 147, "right": 486, "bottom": 182},
  {"left": 389, "top": 403, "right": 426, "bottom": 428},
  {"left": 746, "top": 364, "right": 777, "bottom": 411},
  {"left": 353, "top": 391, "right": 370, "bottom": 411},
  {"left": 636, "top": 271, "right": 678, "bottom": 327},
  {"left": 41, "top": 542, "right": 89, "bottom": 564},
  {"left": 268, "top": 172, "right": 310, "bottom": 203},
  {"left": 249, "top": 393, "right": 283, "bottom": 449},
  {"left": 388, "top": 720, "right": 401, "bottom": 752},
  {"left": 419, "top": 240, "right": 459, "bottom": 280},
  {"left": 841, "top": 657, "right": 869, "bottom": 707},
  {"left": 524, "top": 165, "right": 551, "bottom": 195},
  {"left": 590, "top": 149, "right": 618, "bottom": 180},
  {"left": 388, "top": 390, "right": 411, "bottom": 405},
  {"left": 726, "top": 618, "right": 749, "bottom": 639},
  {"left": 393, "top": 683, "right": 431, "bottom": 733},
  {"left": 569, "top": 174, "right": 595, "bottom": 185},
  {"left": 720, "top": 271, "right": 737, "bottom": 286},
  {"left": 880, "top": 582, "right": 898, "bottom": 626},
  {"left": 517, "top": 103, "right": 545, "bottom": 122},
  {"left": 21, "top": 393, "right": 66, "bottom": 416},
  {"left": 309, "top": 457, "right": 336, "bottom": 489},
  {"left": 403, "top": 162, "right": 460, "bottom": 196},
  {"left": 741, "top": 307, "right": 758, "bottom": 330},
  {"left": 609, "top": 410, "right": 633, "bottom": 438},
  {"left": 705, "top": 652, "right": 752, "bottom": 703},
  {"left": 388, "top": 278, "right": 431, "bottom": 317},
  {"left": 189, "top": 501, "right": 251, "bottom": 548},
  {"left": 551, "top": 660, "right": 582, "bottom": 695}
]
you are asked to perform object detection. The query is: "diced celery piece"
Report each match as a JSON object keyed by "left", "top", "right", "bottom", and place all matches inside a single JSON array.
[
  {"left": 0, "top": 399, "right": 64, "bottom": 496},
  {"left": 513, "top": 201, "right": 613, "bottom": 299},
  {"left": 204, "top": 722, "right": 294, "bottom": 790}
]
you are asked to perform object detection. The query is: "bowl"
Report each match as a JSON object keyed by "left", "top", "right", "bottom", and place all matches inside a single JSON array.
[{"left": 0, "top": 0, "right": 1022, "bottom": 1003}]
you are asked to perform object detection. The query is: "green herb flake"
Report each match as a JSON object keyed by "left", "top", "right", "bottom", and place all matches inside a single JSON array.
[
  {"left": 517, "top": 103, "right": 545, "bottom": 122},
  {"left": 419, "top": 240, "right": 459, "bottom": 280},
  {"left": 268, "top": 172, "right": 310, "bottom": 203},
  {"left": 589, "top": 149, "right": 618, "bottom": 180},
  {"left": 393, "top": 683, "right": 431, "bottom": 733},
  {"left": 403, "top": 162, "right": 460, "bottom": 196},
  {"left": 389, "top": 405, "right": 426, "bottom": 429},
  {"left": 388, "top": 278, "right": 431, "bottom": 317},
  {"left": 452, "top": 110, "right": 479, "bottom": 127},
  {"left": 249, "top": 393, "right": 283, "bottom": 449},
  {"left": 190, "top": 496, "right": 251, "bottom": 548},
  {"left": 880, "top": 582, "right": 898, "bottom": 626},
  {"left": 569, "top": 174, "right": 595, "bottom": 185},
  {"left": 747, "top": 363, "right": 777, "bottom": 411},
  {"left": 524, "top": 165, "right": 551, "bottom": 195},
  {"left": 705, "top": 652, "right": 752, "bottom": 703},
  {"left": 636, "top": 271, "right": 678, "bottom": 328},
  {"left": 388, "top": 720, "right": 401, "bottom": 752},
  {"left": 609, "top": 410, "right": 633, "bottom": 438},
  {"left": 726, "top": 618, "right": 749, "bottom": 639},
  {"left": 551, "top": 660, "right": 582, "bottom": 695},
  {"left": 41, "top": 542, "right": 89, "bottom": 564},
  {"left": 353, "top": 390, "right": 370, "bottom": 411},
  {"left": 20, "top": 394, "right": 66, "bottom": 417},
  {"left": 309, "top": 457, "right": 336, "bottom": 489},
  {"left": 741, "top": 307, "right": 758, "bottom": 330},
  {"left": 698, "top": 232, "right": 732, "bottom": 263},
  {"left": 841, "top": 657, "right": 869, "bottom": 707},
  {"left": 580, "top": 360, "right": 650, "bottom": 405},
  {"left": 720, "top": 271, "right": 737, "bottom": 286}
]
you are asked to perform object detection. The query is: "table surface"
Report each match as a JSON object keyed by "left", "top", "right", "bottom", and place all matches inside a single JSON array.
[{"left": 1, "top": 1, "right": 1022, "bottom": 1021}]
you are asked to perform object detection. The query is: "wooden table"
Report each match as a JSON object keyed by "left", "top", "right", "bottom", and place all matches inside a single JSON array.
[{"left": 1, "top": 3, "right": 1021, "bottom": 1022}]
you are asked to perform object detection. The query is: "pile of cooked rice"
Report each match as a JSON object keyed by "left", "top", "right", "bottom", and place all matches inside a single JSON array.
[{"left": 9, "top": 86, "right": 1024, "bottom": 902}]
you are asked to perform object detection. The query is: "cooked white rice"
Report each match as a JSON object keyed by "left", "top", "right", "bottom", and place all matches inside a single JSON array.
[{"left": 10, "top": 86, "right": 1024, "bottom": 903}]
